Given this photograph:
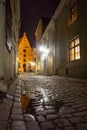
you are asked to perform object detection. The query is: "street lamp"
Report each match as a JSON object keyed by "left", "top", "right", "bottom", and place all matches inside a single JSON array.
[
  {"left": 39, "top": 45, "right": 49, "bottom": 74},
  {"left": 39, "top": 46, "right": 44, "bottom": 52},
  {"left": 39, "top": 45, "right": 49, "bottom": 54}
]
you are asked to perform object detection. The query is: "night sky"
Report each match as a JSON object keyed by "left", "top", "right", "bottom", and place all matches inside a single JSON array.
[{"left": 20, "top": 0, "right": 60, "bottom": 48}]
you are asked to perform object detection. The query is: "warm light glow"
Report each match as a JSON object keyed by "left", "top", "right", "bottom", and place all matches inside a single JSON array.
[
  {"left": 18, "top": 32, "right": 34, "bottom": 72},
  {"left": 69, "top": 37, "right": 80, "bottom": 61},
  {"left": 68, "top": 0, "right": 77, "bottom": 26},
  {"left": 29, "top": 62, "right": 36, "bottom": 66},
  {"left": 17, "top": 57, "right": 19, "bottom": 60}
]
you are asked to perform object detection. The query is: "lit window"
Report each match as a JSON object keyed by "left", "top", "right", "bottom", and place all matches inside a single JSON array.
[
  {"left": 69, "top": 37, "right": 80, "bottom": 61},
  {"left": 68, "top": 0, "right": 77, "bottom": 25}
]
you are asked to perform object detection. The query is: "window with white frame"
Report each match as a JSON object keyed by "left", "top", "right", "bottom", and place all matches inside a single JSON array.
[{"left": 69, "top": 37, "right": 80, "bottom": 61}]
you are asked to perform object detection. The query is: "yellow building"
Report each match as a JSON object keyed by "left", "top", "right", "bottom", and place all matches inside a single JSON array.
[{"left": 18, "top": 32, "right": 34, "bottom": 72}]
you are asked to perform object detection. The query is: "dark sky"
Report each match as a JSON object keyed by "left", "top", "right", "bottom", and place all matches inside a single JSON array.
[{"left": 20, "top": 0, "right": 60, "bottom": 48}]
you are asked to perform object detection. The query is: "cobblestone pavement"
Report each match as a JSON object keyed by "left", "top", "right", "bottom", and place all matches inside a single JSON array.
[{"left": 0, "top": 73, "right": 87, "bottom": 130}]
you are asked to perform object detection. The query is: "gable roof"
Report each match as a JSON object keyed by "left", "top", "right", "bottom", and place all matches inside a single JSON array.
[{"left": 18, "top": 32, "right": 32, "bottom": 49}]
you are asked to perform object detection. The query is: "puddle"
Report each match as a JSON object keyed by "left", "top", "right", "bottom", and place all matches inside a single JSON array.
[
  {"left": 26, "top": 88, "right": 64, "bottom": 115},
  {"left": 26, "top": 96, "right": 64, "bottom": 115}
]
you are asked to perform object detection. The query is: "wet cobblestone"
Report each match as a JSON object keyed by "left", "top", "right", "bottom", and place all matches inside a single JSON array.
[
  {"left": 0, "top": 74, "right": 87, "bottom": 129},
  {"left": 22, "top": 74, "right": 87, "bottom": 130}
]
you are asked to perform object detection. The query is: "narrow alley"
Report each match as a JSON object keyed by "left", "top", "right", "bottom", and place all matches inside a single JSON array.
[
  {"left": 0, "top": 1, "right": 87, "bottom": 129},
  {"left": 0, "top": 73, "right": 87, "bottom": 130}
]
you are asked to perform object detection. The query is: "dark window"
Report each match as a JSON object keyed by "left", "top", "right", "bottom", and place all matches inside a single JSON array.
[
  {"left": 23, "top": 49, "right": 26, "bottom": 52},
  {"left": 23, "top": 59, "right": 26, "bottom": 62},
  {"left": 23, "top": 54, "right": 26, "bottom": 57}
]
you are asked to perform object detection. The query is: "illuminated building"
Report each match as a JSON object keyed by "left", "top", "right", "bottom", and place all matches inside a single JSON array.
[{"left": 18, "top": 32, "right": 34, "bottom": 72}]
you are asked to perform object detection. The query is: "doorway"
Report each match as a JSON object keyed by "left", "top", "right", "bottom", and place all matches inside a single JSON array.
[{"left": 23, "top": 64, "right": 26, "bottom": 72}]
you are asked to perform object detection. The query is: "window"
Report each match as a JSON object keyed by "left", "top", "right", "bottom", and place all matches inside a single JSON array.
[
  {"left": 69, "top": 37, "right": 80, "bottom": 61},
  {"left": 68, "top": 0, "right": 77, "bottom": 25},
  {"left": 23, "top": 49, "right": 26, "bottom": 52},
  {"left": 23, "top": 54, "right": 26, "bottom": 57},
  {"left": 23, "top": 59, "right": 26, "bottom": 62},
  {"left": 18, "top": 63, "right": 20, "bottom": 68}
]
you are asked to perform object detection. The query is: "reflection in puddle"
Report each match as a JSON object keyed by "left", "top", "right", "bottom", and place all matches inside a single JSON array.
[{"left": 26, "top": 87, "right": 64, "bottom": 116}]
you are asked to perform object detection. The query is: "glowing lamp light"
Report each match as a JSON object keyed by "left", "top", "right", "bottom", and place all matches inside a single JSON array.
[
  {"left": 29, "top": 62, "right": 36, "bottom": 66},
  {"left": 17, "top": 57, "right": 19, "bottom": 60},
  {"left": 39, "top": 46, "right": 49, "bottom": 54},
  {"left": 39, "top": 46, "right": 44, "bottom": 52}
]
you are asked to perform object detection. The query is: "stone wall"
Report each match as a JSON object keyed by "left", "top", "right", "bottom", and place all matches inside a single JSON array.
[{"left": 55, "top": 0, "right": 87, "bottom": 78}]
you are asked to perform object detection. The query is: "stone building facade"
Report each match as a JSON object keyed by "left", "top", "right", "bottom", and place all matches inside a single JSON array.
[
  {"left": 39, "top": 20, "right": 56, "bottom": 75},
  {"left": 35, "top": 17, "right": 50, "bottom": 73},
  {"left": 0, "top": 0, "right": 20, "bottom": 81},
  {"left": 36, "top": 0, "right": 87, "bottom": 78},
  {"left": 55, "top": 0, "right": 87, "bottom": 78}
]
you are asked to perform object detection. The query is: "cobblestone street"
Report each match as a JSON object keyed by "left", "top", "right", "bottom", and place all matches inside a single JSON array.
[
  {"left": 0, "top": 73, "right": 87, "bottom": 130},
  {"left": 20, "top": 73, "right": 87, "bottom": 130}
]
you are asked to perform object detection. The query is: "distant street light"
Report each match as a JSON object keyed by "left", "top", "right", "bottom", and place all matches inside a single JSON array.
[
  {"left": 39, "top": 45, "right": 49, "bottom": 54},
  {"left": 39, "top": 46, "right": 44, "bottom": 52},
  {"left": 29, "top": 62, "right": 36, "bottom": 66},
  {"left": 17, "top": 57, "right": 19, "bottom": 61}
]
